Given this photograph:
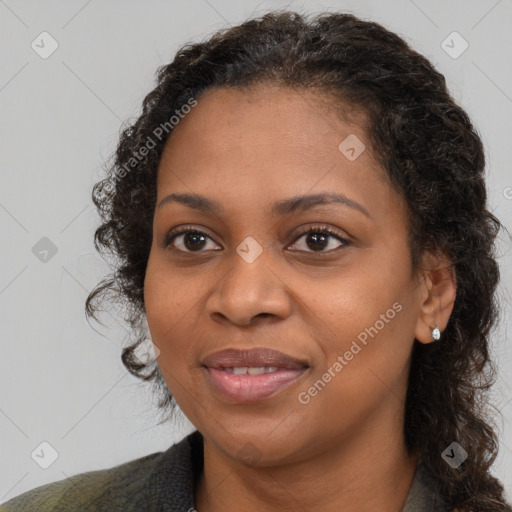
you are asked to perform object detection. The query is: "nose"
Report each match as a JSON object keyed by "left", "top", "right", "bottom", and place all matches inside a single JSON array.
[{"left": 205, "top": 249, "right": 293, "bottom": 327}]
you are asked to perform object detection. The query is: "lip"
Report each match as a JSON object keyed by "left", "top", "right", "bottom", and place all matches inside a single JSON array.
[
  {"left": 201, "top": 347, "right": 309, "bottom": 369},
  {"left": 201, "top": 347, "right": 309, "bottom": 403}
]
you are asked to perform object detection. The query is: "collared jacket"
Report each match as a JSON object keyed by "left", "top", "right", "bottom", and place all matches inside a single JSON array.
[{"left": 1, "top": 430, "right": 448, "bottom": 511}]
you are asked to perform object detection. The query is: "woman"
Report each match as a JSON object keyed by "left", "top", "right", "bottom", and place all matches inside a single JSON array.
[{"left": 3, "top": 10, "right": 510, "bottom": 512}]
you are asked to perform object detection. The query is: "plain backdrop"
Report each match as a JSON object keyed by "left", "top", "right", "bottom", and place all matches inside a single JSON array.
[{"left": 1, "top": 0, "right": 511, "bottom": 503}]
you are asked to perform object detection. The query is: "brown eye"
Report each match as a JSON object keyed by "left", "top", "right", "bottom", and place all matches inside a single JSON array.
[
  {"left": 164, "top": 228, "right": 220, "bottom": 253},
  {"left": 289, "top": 227, "right": 350, "bottom": 253}
]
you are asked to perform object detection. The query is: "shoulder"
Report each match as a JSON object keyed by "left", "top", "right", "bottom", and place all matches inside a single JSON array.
[{"left": 0, "top": 451, "right": 163, "bottom": 512}]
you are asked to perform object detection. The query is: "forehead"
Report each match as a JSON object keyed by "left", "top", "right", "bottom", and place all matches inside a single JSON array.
[
  {"left": 158, "top": 85, "right": 380, "bottom": 179},
  {"left": 165, "top": 85, "right": 366, "bottom": 152}
]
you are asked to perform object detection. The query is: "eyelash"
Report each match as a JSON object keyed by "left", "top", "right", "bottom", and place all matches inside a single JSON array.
[{"left": 163, "top": 224, "right": 351, "bottom": 254}]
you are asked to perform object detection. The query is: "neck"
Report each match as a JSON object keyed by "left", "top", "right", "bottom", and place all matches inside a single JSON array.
[{"left": 194, "top": 400, "right": 420, "bottom": 512}]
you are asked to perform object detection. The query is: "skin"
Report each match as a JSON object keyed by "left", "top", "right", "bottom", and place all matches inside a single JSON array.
[{"left": 143, "top": 84, "right": 457, "bottom": 512}]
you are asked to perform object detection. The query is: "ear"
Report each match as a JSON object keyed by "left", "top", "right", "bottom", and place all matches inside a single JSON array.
[{"left": 414, "top": 250, "right": 457, "bottom": 344}]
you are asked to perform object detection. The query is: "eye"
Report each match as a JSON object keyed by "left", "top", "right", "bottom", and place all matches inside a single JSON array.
[
  {"left": 163, "top": 224, "right": 351, "bottom": 254},
  {"left": 288, "top": 225, "right": 351, "bottom": 253},
  {"left": 164, "top": 226, "right": 220, "bottom": 253}
]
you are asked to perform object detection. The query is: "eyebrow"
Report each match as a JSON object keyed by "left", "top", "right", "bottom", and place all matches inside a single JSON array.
[{"left": 157, "top": 192, "right": 371, "bottom": 218}]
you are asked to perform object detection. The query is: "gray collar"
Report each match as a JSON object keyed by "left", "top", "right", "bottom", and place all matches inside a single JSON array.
[{"left": 400, "top": 461, "right": 447, "bottom": 511}]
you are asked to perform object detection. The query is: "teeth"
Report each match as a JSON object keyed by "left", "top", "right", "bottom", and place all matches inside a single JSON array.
[
  {"left": 224, "top": 366, "right": 279, "bottom": 375},
  {"left": 247, "top": 367, "right": 265, "bottom": 375}
]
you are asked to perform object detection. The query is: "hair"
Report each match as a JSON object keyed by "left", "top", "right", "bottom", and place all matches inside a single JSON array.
[{"left": 85, "top": 10, "right": 511, "bottom": 511}]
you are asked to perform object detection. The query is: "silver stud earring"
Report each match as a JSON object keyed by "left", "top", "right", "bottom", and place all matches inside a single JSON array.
[{"left": 432, "top": 325, "right": 441, "bottom": 341}]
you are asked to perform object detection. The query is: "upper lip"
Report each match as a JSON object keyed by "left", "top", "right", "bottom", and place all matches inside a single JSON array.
[{"left": 201, "top": 348, "right": 309, "bottom": 369}]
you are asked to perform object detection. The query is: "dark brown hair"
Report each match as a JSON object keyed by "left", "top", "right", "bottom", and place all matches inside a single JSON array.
[{"left": 85, "top": 10, "right": 511, "bottom": 511}]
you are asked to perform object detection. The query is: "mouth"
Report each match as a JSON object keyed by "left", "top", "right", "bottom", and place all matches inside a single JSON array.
[{"left": 201, "top": 347, "right": 309, "bottom": 403}]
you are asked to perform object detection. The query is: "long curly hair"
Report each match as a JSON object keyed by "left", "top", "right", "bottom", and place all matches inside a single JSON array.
[{"left": 85, "top": 10, "right": 511, "bottom": 511}]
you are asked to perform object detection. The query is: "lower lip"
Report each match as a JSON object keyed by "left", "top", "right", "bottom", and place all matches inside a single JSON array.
[{"left": 204, "top": 367, "right": 308, "bottom": 403}]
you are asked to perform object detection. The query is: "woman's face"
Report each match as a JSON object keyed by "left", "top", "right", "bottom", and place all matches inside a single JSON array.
[{"left": 144, "top": 85, "right": 427, "bottom": 464}]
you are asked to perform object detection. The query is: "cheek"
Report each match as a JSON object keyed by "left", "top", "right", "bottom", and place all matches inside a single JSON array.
[
  {"left": 143, "top": 253, "right": 215, "bottom": 387},
  {"left": 309, "top": 266, "right": 415, "bottom": 384},
  {"left": 144, "top": 249, "right": 193, "bottom": 327},
  {"left": 144, "top": 257, "right": 189, "bottom": 361},
  {"left": 144, "top": 263, "right": 169, "bottom": 338}
]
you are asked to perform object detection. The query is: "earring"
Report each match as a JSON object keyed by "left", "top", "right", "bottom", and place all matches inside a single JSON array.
[{"left": 431, "top": 325, "right": 441, "bottom": 341}]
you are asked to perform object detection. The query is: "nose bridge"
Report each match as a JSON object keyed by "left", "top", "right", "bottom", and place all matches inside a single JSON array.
[{"left": 206, "top": 240, "right": 292, "bottom": 325}]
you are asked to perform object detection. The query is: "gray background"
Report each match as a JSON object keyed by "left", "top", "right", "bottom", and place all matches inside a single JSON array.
[{"left": 1, "top": 0, "right": 511, "bottom": 503}]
